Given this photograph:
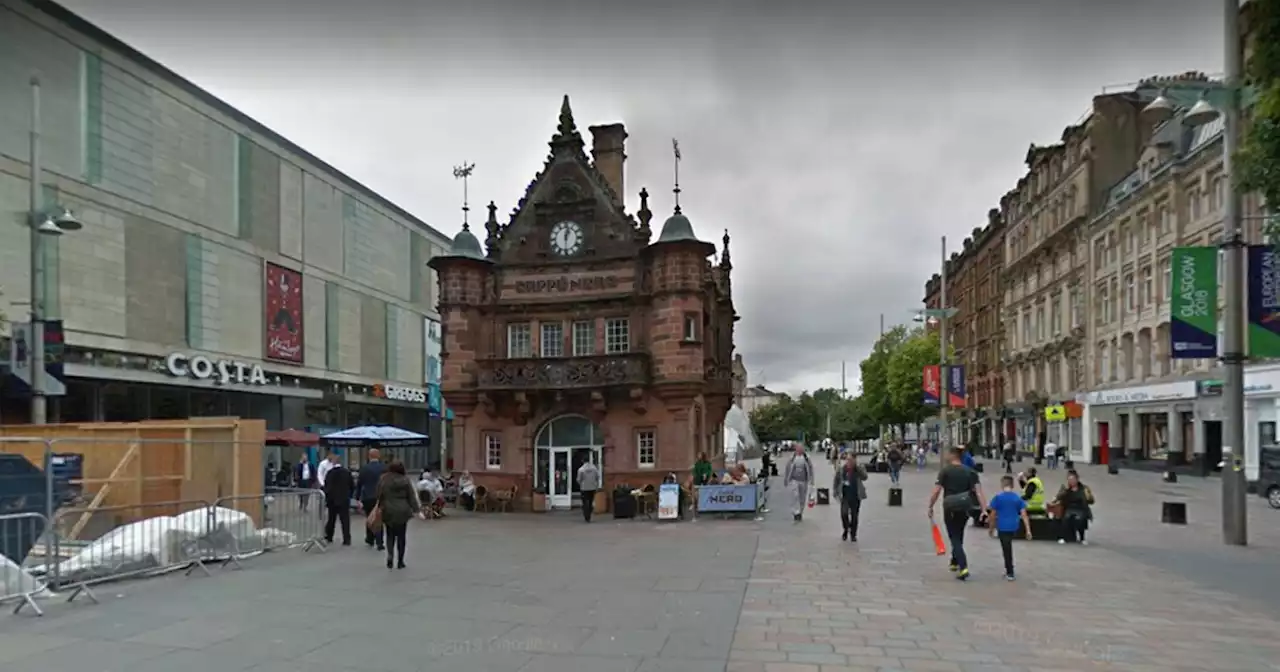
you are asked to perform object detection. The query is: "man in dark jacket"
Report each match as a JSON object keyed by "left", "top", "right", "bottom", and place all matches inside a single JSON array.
[
  {"left": 355, "top": 449, "right": 387, "bottom": 550},
  {"left": 322, "top": 456, "right": 355, "bottom": 546}
]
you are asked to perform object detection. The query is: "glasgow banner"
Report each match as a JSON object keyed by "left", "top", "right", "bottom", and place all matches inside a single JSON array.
[
  {"left": 1169, "top": 247, "right": 1218, "bottom": 359},
  {"left": 946, "top": 365, "right": 965, "bottom": 408},
  {"left": 1248, "top": 245, "right": 1280, "bottom": 358},
  {"left": 922, "top": 365, "right": 940, "bottom": 405}
]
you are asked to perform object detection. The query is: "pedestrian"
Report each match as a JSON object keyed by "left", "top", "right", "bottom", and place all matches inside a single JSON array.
[
  {"left": 1002, "top": 441, "right": 1016, "bottom": 474},
  {"left": 692, "top": 453, "right": 714, "bottom": 486},
  {"left": 1045, "top": 440, "right": 1059, "bottom": 470},
  {"left": 1050, "top": 469, "right": 1094, "bottom": 544},
  {"left": 833, "top": 452, "right": 867, "bottom": 542},
  {"left": 576, "top": 456, "right": 601, "bottom": 522},
  {"left": 988, "top": 474, "right": 1033, "bottom": 580},
  {"left": 355, "top": 448, "right": 387, "bottom": 550},
  {"left": 783, "top": 443, "right": 815, "bottom": 522},
  {"left": 293, "top": 456, "right": 314, "bottom": 511},
  {"left": 887, "top": 444, "right": 904, "bottom": 485},
  {"left": 322, "top": 456, "right": 355, "bottom": 546},
  {"left": 928, "top": 447, "right": 987, "bottom": 581},
  {"left": 374, "top": 460, "right": 423, "bottom": 569}
]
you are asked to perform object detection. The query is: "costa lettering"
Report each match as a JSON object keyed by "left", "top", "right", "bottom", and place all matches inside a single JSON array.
[
  {"left": 166, "top": 353, "right": 268, "bottom": 386},
  {"left": 373, "top": 384, "right": 427, "bottom": 404}
]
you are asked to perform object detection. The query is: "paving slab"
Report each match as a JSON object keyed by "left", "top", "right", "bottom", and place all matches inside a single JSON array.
[{"left": 3, "top": 454, "right": 1280, "bottom": 672}]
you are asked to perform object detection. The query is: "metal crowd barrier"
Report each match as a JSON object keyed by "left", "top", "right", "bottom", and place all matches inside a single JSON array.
[
  {"left": 0, "top": 512, "right": 51, "bottom": 616},
  {"left": 0, "top": 435, "right": 335, "bottom": 617}
]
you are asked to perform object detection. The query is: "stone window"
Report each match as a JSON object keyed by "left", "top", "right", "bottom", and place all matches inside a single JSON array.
[
  {"left": 507, "top": 322, "right": 532, "bottom": 358},
  {"left": 637, "top": 429, "right": 656, "bottom": 468},
  {"left": 605, "top": 317, "right": 630, "bottom": 354},
  {"left": 485, "top": 433, "right": 502, "bottom": 469},
  {"left": 540, "top": 321, "right": 564, "bottom": 358},
  {"left": 572, "top": 320, "right": 595, "bottom": 356},
  {"left": 683, "top": 313, "right": 699, "bottom": 342}
]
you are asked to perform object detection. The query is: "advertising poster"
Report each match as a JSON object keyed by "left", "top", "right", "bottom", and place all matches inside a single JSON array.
[
  {"left": 1169, "top": 246, "right": 1218, "bottom": 359},
  {"left": 922, "top": 364, "right": 940, "bottom": 405},
  {"left": 264, "top": 263, "right": 304, "bottom": 363},
  {"left": 946, "top": 365, "right": 965, "bottom": 408},
  {"left": 424, "top": 317, "right": 442, "bottom": 385},
  {"left": 657, "top": 483, "right": 680, "bottom": 520},
  {"left": 1248, "top": 245, "right": 1280, "bottom": 358}
]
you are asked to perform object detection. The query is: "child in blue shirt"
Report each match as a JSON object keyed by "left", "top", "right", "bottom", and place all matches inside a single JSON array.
[{"left": 989, "top": 475, "right": 1033, "bottom": 580}]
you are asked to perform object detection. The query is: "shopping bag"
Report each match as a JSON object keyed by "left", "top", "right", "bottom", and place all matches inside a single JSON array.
[
  {"left": 366, "top": 504, "right": 383, "bottom": 530},
  {"left": 930, "top": 522, "right": 947, "bottom": 556},
  {"left": 807, "top": 487, "right": 816, "bottom": 508}
]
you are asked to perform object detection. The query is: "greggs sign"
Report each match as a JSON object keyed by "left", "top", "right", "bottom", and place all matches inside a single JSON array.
[{"left": 372, "top": 384, "right": 427, "bottom": 404}]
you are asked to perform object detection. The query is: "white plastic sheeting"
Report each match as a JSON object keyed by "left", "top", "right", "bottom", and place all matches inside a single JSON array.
[
  {"left": 45, "top": 506, "right": 297, "bottom": 584},
  {"left": 0, "top": 553, "right": 45, "bottom": 598},
  {"left": 724, "top": 406, "right": 760, "bottom": 450}
]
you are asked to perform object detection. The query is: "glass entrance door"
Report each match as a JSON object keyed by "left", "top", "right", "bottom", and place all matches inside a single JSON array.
[{"left": 550, "top": 448, "right": 572, "bottom": 509}]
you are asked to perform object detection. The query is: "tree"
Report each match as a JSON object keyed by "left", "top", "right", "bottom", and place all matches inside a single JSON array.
[
  {"left": 886, "top": 328, "right": 943, "bottom": 425},
  {"left": 1238, "top": 0, "right": 1280, "bottom": 236},
  {"left": 858, "top": 325, "right": 909, "bottom": 428}
]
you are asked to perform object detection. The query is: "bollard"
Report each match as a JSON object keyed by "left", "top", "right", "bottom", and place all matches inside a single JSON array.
[
  {"left": 1107, "top": 464, "right": 1120, "bottom": 475},
  {"left": 1163, "top": 471, "right": 1178, "bottom": 483},
  {"left": 1161, "top": 501, "right": 1187, "bottom": 525},
  {"left": 973, "top": 462, "right": 984, "bottom": 473},
  {"left": 887, "top": 487, "right": 903, "bottom": 507},
  {"left": 815, "top": 488, "right": 830, "bottom": 505},
  {"left": 1064, "top": 460, "right": 1074, "bottom": 470}
]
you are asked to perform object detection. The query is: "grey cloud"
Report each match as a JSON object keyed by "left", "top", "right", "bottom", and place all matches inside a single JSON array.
[{"left": 59, "top": 0, "right": 1226, "bottom": 394}]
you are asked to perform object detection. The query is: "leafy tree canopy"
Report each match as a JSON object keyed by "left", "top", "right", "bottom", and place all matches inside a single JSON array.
[{"left": 1239, "top": 0, "right": 1280, "bottom": 230}]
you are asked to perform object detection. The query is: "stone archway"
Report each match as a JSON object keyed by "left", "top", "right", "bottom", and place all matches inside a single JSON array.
[{"left": 533, "top": 414, "right": 604, "bottom": 509}]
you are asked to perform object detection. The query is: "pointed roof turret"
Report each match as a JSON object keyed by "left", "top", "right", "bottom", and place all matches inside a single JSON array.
[
  {"left": 549, "top": 94, "right": 584, "bottom": 155},
  {"left": 484, "top": 201, "right": 500, "bottom": 258},
  {"left": 720, "top": 229, "right": 732, "bottom": 270},
  {"left": 448, "top": 222, "right": 487, "bottom": 261}
]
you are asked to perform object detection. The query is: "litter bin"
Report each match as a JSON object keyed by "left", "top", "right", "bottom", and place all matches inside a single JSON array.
[{"left": 0, "top": 454, "right": 65, "bottom": 565}]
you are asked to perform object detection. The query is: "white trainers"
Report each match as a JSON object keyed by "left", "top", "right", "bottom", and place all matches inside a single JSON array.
[{"left": 1058, "top": 539, "right": 1065, "bottom": 544}]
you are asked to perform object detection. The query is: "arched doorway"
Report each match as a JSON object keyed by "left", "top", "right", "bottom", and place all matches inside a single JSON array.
[{"left": 534, "top": 415, "right": 603, "bottom": 509}]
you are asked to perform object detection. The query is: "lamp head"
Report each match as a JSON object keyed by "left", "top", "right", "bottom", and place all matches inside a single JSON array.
[
  {"left": 1140, "top": 93, "right": 1175, "bottom": 125},
  {"left": 36, "top": 218, "right": 63, "bottom": 236},
  {"left": 1184, "top": 97, "right": 1220, "bottom": 127},
  {"left": 52, "top": 207, "right": 82, "bottom": 231}
]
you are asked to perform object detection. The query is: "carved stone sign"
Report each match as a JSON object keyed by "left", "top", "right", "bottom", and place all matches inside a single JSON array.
[
  {"left": 515, "top": 275, "right": 620, "bottom": 294},
  {"left": 501, "top": 268, "right": 634, "bottom": 301}
]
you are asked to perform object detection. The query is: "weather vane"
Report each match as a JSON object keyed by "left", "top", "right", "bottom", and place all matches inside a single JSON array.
[
  {"left": 453, "top": 162, "right": 476, "bottom": 227},
  {"left": 671, "top": 138, "right": 682, "bottom": 213}
]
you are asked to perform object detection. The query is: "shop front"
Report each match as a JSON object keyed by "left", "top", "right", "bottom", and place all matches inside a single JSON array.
[
  {"left": 1080, "top": 381, "right": 1197, "bottom": 467},
  {"left": 1196, "top": 364, "right": 1280, "bottom": 483}
]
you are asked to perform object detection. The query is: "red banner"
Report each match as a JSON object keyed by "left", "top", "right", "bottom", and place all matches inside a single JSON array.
[
  {"left": 922, "top": 365, "right": 940, "bottom": 405},
  {"left": 264, "top": 262, "right": 304, "bottom": 363}
]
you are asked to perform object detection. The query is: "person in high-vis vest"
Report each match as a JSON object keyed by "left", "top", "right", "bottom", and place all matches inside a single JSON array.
[{"left": 1018, "top": 468, "right": 1047, "bottom": 514}]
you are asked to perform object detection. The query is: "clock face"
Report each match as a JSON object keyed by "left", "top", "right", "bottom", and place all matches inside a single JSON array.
[{"left": 550, "top": 220, "right": 584, "bottom": 256}]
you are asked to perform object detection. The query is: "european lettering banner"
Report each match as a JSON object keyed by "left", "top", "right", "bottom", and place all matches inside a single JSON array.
[
  {"left": 946, "top": 365, "right": 965, "bottom": 408},
  {"left": 922, "top": 365, "right": 940, "bottom": 405},
  {"left": 1248, "top": 245, "right": 1280, "bottom": 357},
  {"left": 1170, "top": 246, "right": 1218, "bottom": 359}
]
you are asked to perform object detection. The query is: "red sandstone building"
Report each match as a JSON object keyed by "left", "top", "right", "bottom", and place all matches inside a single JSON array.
[{"left": 429, "top": 98, "right": 737, "bottom": 510}]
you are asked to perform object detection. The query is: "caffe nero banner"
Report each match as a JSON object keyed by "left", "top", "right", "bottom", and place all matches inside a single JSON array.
[
  {"left": 1248, "top": 245, "right": 1280, "bottom": 358},
  {"left": 1170, "top": 246, "right": 1218, "bottom": 359}
]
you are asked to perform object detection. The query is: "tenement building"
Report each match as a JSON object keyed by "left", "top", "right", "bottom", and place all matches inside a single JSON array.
[
  {"left": 1000, "top": 93, "right": 1153, "bottom": 457},
  {"left": 1081, "top": 73, "right": 1269, "bottom": 475},
  {"left": 0, "top": 0, "right": 450, "bottom": 466},
  {"left": 430, "top": 98, "right": 737, "bottom": 510}
]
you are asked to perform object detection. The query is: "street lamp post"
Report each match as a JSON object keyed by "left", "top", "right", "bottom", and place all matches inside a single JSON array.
[
  {"left": 26, "top": 75, "right": 82, "bottom": 425},
  {"left": 1139, "top": 0, "right": 1248, "bottom": 545}
]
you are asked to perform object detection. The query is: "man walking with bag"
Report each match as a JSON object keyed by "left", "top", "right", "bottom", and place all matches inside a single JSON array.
[
  {"left": 928, "top": 447, "right": 987, "bottom": 581},
  {"left": 783, "top": 444, "right": 815, "bottom": 522},
  {"left": 355, "top": 448, "right": 387, "bottom": 550}
]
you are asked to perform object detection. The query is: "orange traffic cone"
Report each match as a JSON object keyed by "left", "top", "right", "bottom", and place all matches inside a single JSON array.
[{"left": 931, "top": 523, "right": 948, "bottom": 556}]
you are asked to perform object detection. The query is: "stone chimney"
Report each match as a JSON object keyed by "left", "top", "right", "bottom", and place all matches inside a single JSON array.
[{"left": 589, "top": 123, "right": 627, "bottom": 204}]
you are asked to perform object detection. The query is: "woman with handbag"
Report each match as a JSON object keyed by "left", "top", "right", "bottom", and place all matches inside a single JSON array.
[
  {"left": 373, "top": 461, "right": 424, "bottom": 569},
  {"left": 1050, "top": 469, "right": 1095, "bottom": 544}
]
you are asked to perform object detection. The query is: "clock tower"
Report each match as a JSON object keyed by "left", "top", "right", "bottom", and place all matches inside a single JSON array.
[{"left": 429, "top": 96, "right": 737, "bottom": 511}]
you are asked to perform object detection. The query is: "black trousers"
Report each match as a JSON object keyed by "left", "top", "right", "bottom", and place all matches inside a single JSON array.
[
  {"left": 581, "top": 490, "right": 596, "bottom": 521},
  {"left": 324, "top": 505, "right": 351, "bottom": 544},
  {"left": 384, "top": 522, "right": 408, "bottom": 564},
  {"left": 362, "top": 499, "right": 383, "bottom": 546},
  {"left": 839, "top": 497, "right": 861, "bottom": 538},
  {"left": 997, "top": 531, "right": 1016, "bottom": 574},
  {"left": 1061, "top": 512, "right": 1088, "bottom": 542},
  {"left": 944, "top": 510, "right": 969, "bottom": 570}
]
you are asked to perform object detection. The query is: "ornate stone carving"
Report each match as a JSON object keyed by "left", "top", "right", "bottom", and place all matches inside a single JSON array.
[{"left": 477, "top": 354, "right": 650, "bottom": 390}]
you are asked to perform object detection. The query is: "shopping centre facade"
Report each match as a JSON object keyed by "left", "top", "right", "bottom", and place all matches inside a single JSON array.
[{"left": 0, "top": 0, "right": 450, "bottom": 462}]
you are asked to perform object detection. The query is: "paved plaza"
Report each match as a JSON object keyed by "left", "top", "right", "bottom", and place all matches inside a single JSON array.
[{"left": 2, "top": 456, "right": 1280, "bottom": 671}]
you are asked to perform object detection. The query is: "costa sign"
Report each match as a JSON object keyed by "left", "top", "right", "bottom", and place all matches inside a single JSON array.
[
  {"left": 165, "top": 353, "right": 268, "bottom": 386},
  {"left": 373, "top": 384, "right": 427, "bottom": 404}
]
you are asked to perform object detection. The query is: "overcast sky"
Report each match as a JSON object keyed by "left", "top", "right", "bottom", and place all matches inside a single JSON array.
[{"left": 60, "top": 0, "right": 1227, "bottom": 395}]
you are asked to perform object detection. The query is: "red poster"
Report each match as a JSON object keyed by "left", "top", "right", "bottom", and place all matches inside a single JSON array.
[
  {"left": 922, "top": 365, "right": 940, "bottom": 405},
  {"left": 264, "top": 262, "right": 304, "bottom": 363}
]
